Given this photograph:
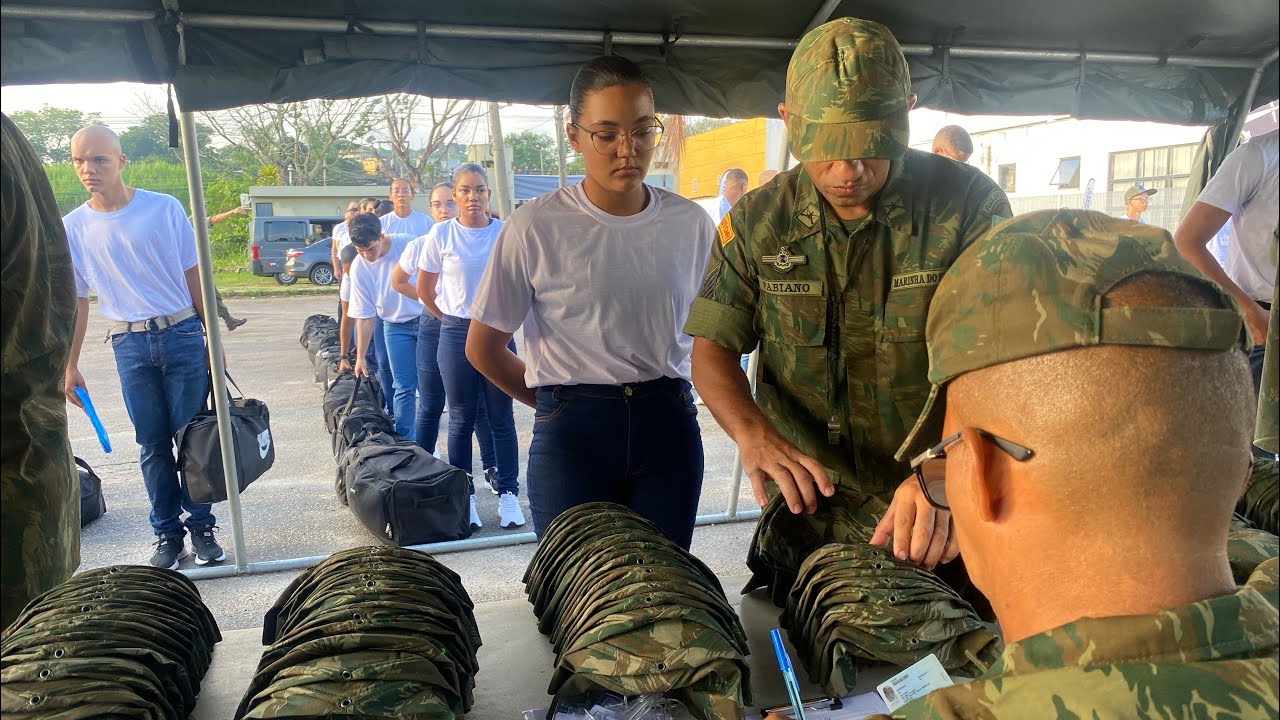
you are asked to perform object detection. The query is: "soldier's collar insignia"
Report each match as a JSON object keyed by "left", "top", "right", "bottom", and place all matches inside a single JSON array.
[
  {"left": 762, "top": 245, "right": 808, "bottom": 273},
  {"left": 796, "top": 204, "right": 820, "bottom": 229}
]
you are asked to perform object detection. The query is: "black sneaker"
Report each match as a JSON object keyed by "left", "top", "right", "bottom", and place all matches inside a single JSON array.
[
  {"left": 483, "top": 467, "right": 499, "bottom": 495},
  {"left": 189, "top": 525, "right": 227, "bottom": 566},
  {"left": 149, "top": 531, "right": 188, "bottom": 570}
]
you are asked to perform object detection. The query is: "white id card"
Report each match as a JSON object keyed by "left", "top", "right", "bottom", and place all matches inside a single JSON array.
[{"left": 876, "top": 654, "right": 954, "bottom": 711}]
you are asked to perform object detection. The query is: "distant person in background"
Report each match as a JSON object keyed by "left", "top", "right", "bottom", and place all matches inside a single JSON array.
[
  {"left": 331, "top": 201, "right": 359, "bottom": 283},
  {"left": 1174, "top": 128, "right": 1278, "bottom": 402},
  {"left": 380, "top": 178, "right": 433, "bottom": 238},
  {"left": 359, "top": 197, "right": 379, "bottom": 215},
  {"left": 427, "top": 183, "right": 459, "bottom": 224},
  {"left": 932, "top": 125, "right": 974, "bottom": 163},
  {"left": 1122, "top": 185, "right": 1157, "bottom": 223},
  {"left": 758, "top": 169, "right": 780, "bottom": 186},
  {"left": 1, "top": 113, "right": 79, "bottom": 629},
  {"left": 336, "top": 244, "right": 380, "bottom": 376},
  {"left": 374, "top": 199, "right": 393, "bottom": 217},
  {"left": 202, "top": 205, "right": 248, "bottom": 331},
  {"left": 708, "top": 168, "right": 749, "bottom": 224}
]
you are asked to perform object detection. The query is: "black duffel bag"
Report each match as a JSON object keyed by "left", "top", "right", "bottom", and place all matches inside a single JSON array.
[
  {"left": 345, "top": 443, "right": 472, "bottom": 545},
  {"left": 324, "top": 370, "right": 385, "bottom": 433},
  {"left": 336, "top": 429, "right": 399, "bottom": 505},
  {"left": 176, "top": 374, "right": 275, "bottom": 504},
  {"left": 331, "top": 374, "right": 396, "bottom": 458},
  {"left": 76, "top": 456, "right": 107, "bottom": 527},
  {"left": 299, "top": 314, "right": 336, "bottom": 350}
]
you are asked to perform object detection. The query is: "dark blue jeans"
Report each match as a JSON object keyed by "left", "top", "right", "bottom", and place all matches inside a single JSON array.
[
  {"left": 437, "top": 315, "right": 519, "bottom": 494},
  {"left": 382, "top": 318, "right": 419, "bottom": 439},
  {"left": 415, "top": 313, "right": 497, "bottom": 466},
  {"left": 110, "top": 316, "right": 213, "bottom": 535},
  {"left": 527, "top": 377, "right": 704, "bottom": 549},
  {"left": 371, "top": 317, "right": 394, "bottom": 416}
]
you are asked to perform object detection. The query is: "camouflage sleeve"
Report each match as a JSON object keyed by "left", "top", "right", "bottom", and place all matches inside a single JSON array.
[
  {"left": 682, "top": 207, "right": 760, "bottom": 354},
  {"left": 956, "top": 173, "right": 1012, "bottom": 250}
]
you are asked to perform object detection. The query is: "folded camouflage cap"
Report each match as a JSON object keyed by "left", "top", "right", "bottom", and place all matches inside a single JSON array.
[
  {"left": 897, "top": 209, "right": 1251, "bottom": 461},
  {"left": 785, "top": 17, "right": 911, "bottom": 162}
]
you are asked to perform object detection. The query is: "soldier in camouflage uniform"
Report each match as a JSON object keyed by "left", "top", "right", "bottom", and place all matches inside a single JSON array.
[
  {"left": 870, "top": 209, "right": 1277, "bottom": 719},
  {"left": 0, "top": 113, "right": 79, "bottom": 630},
  {"left": 685, "top": 17, "right": 1010, "bottom": 583}
]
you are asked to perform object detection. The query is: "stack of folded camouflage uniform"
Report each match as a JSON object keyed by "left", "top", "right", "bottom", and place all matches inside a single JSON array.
[
  {"left": 235, "top": 546, "right": 480, "bottom": 719},
  {"left": 745, "top": 489, "right": 888, "bottom": 607},
  {"left": 1, "top": 565, "right": 221, "bottom": 719},
  {"left": 781, "top": 543, "right": 1000, "bottom": 698},
  {"left": 524, "top": 502, "right": 752, "bottom": 720},
  {"left": 1238, "top": 457, "right": 1278, "bottom": 536}
]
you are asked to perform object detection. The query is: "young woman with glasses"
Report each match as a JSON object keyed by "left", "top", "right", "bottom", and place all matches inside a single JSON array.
[{"left": 465, "top": 55, "right": 716, "bottom": 549}]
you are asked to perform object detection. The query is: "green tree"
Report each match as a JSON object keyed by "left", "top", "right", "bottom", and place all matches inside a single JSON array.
[
  {"left": 506, "top": 130, "right": 559, "bottom": 174},
  {"left": 9, "top": 105, "right": 103, "bottom": 162},
  {"left": 255, "top": 164, "right": 281, "bottom": 186},
  {"left": 118, "top": 112, "right": 212, "bottom": 162}
]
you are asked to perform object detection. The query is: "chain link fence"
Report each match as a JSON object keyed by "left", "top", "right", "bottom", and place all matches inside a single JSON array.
[{"left": 1009, "top": 185, "right": 1189, "bottom": 233}]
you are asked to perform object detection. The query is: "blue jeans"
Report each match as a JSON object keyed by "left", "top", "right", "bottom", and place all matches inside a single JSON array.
[
  {"left": 111, "top": 316, "right": 213, "bottom": 535},
  {"left": 527, "top": 377, "right": 704, "bottom": 549},
  {"left": 381, "top": 318, "right": 419, "bottom": 439},
  {"left": 371, "top": 317, "right": 394, "bottom": 416},
  {"left": 437, "top": 315, "right": 519, "bottom": 494},
  {"left": 415, "top": 314, "right": 497, "bottom": 466}
]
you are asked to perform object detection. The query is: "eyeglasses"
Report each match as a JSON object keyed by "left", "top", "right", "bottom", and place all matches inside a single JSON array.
[
  {"left": 570, "top": 119, "right": 665, "bottom": 155},
  {"left": 429, "top": 200, "right": 457, "bottom": 209},
  {"left": 909, "top": 429, "right": 1035, "bottom": 510}
]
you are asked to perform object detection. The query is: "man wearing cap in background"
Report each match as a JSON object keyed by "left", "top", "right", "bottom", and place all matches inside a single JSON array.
[
  {"left": 931, "top": 125, "right": 973, "bottom": 164},
  {"left": 686, "top": 18, "right": 1011, "bottom": 585},
  {"left": 1122, "top": 184, "right": 1157, "bottom": 223},
  {"left": 870, "top": 209, "right": 1277, "bottom": 718}
]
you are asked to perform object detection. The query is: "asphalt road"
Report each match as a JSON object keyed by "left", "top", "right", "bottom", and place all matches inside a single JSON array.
[{"left": 70, "top": 296, "right": 759, "bottom": 631}]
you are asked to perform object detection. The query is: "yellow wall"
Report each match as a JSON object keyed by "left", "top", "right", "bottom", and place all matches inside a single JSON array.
[{"left": 678, "top": 118, "right": 769, "bottom": 199}]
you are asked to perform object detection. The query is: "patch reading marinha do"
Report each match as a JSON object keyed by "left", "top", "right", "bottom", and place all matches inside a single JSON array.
[
  {"left": 890, "top": 270, "right": 943, "bottom": 291},
  {"left": 759, "top": 278, "right": 823, "bottom": 296}
]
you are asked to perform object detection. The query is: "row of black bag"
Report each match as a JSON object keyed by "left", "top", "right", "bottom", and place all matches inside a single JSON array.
[{"left": 302, "top": 314, "right": 475, "bottom": 548}]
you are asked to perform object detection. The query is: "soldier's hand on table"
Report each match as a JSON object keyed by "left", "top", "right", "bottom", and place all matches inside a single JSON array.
[
  {"left": 740, "top": 428, "right": 834, "bottom": 514},
  {"left": 64, "top": 366, "right": 87, "bottom": 408},
  {"left": 871, "top": 462, "right": 960, "bottom": 571}
]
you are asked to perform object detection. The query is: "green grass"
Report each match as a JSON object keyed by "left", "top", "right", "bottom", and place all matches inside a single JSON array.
[{"left": 211, "top": 271, "right": 337, "bottom": 298}]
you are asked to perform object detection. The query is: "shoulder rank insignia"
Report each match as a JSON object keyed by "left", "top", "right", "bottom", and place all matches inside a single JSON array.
[{"left": 762, "top": 245, "right": 807, "bottom": 273}]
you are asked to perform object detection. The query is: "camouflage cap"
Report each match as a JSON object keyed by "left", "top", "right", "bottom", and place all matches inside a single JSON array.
[
  {"left": 896, "top": 209, "right": 1251, "bottom": 461},
  {"left": 785, "top": 18, "right": 911, "bottom": 162}
]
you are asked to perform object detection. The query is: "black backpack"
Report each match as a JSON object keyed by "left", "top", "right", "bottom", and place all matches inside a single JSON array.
[
  {"left": 345, "top": 443, "right": 472, "bottom": 546},
  {"left": 76, "top": 457, "right": 107, "bottom": 527}
]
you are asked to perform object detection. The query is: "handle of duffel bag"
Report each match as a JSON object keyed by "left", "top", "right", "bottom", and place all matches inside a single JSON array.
[
  {"left": 74, "top": 456, "right": 92, "bottom": 473},
  {"left": 343, "top": 372, "right": 365, "bottom": 416},
  {"left": 204, "top": 370, "right": 247, "bottom": 408}
]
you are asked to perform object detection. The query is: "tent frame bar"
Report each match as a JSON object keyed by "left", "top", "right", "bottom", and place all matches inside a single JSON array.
[{"left": 1, "top": 4, "right": 1272, "bottom": 70}]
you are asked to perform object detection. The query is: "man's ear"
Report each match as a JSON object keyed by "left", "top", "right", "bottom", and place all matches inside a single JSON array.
[
  {"left": 777, "top": 103, "right": 788, "bottom": 123},
  {"left": 959, "top": 427, "right": 1003, "bottom": 522},
  {"left": 932, "top": 146, "right": 945, "bottom": 156},
  {"left": 566, "top": 124, "right": 583, "bottom": 154}
]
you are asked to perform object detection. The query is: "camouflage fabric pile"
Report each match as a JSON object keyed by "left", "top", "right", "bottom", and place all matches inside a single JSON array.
[
  {"left": 524, "top": 503, "right": 753, "bottom": 720},
  {"left": 1238, "top": 457, "right": 1279, "bottom": 536},
  {"left": 1, "top": 565, "right": 221, "bottom": 718},
  {"left": 745, "top": 489, "right": 887, "bottom": 607},
  {"left": 781, "top": 543, "right": 1001, "bottom": 698},
  {"left": 235, "top": 546, "right": 480, "bottom": 719}
]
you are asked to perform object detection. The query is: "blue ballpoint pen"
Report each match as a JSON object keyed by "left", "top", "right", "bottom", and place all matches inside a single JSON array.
[
  {"left": 75, "top": 386, "right": 112, "bottom": 453},
  {"left": 770, "top": 628, "right": 808, "bottom": 720}
]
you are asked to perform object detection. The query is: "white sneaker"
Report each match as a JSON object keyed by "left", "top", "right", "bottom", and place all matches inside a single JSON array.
[
  {"left": 468, "top": 494, "right": 482, "bottom": 530},
  {"left": 483, "top": 467, "right": 499, "bottom": 495},
  {"left": 498, "top": 492, "right": 526, "bottom": 528}
]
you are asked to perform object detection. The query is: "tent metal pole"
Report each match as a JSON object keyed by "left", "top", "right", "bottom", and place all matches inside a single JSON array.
[
  {"left": 724, "top": 347, "right": 763, "bottom": 519},
  {"left": 1228, "top": 49, "right": 1278, "bottom": 145},
  {"left": 176, "top": 109, "right": 250, "bottom": 574},
  {"left": 181, "top": 508, "right": 762, "bottom": 581},
  {"left": 2, "top": 5, "right": 1272, "bottom": 69},
  {"left": 804, "top": 0, "right": 843, "bottom": 32}
]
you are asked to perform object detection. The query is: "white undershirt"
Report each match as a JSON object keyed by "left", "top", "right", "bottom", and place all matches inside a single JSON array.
[
  {"left": 418, "top": 218, "right": 504, "bottom": 320},
  {"left": 1196, "top": 129, "right": 1278, "bottom": 302},
  {"left": 347, "top": 233, "right": 423, "bottom": 323},
  {"left": 64, "top": 189, "right": 199, "bottom": 322},
  {"left": 380, "top": 210, "right": 433, "bottom": 239},
  {"left": 471, "top": 182, "right": 715, "bottom": 387}
]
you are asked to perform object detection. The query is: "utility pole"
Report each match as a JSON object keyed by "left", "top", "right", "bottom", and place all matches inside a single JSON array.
[
  {"left": 487, "top": 102, "right": 513, "bottom": 218},
  {"left": 554, "top": 105, "right": 568, "bottom": 188}
]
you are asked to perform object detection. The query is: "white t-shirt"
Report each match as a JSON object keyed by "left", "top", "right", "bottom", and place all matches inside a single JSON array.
[
  {"left": 339, "top": 274, "right": 353, "bottom": 303},
  {"left": 1196, "top": 129, "right": 1279, "bottom": 302},
  {"left": 347, "top": 233, "right": 423, "bottom": 323},
  {"left": 471, "top": 183, "right": 715, "bottom": 387},
  {"left": 418, "top": 218, "right": 504, "bottom": 319},
  {"left": 333, "top": 222, "right": 351, "bottom": 251},
  {"left": 64, "top": 189, "right": 198, "bottom": 322},
  {"left": 380, "top": 210, "right": 433, "bottom": 239}
]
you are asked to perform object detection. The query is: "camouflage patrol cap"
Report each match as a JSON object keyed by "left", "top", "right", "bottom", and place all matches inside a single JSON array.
[
  {"left": 897, "top": 209, "right": 1251, "bottom": 461},
  {"left": 785, "top": 17, "right": 911, "bottom": 162}
]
